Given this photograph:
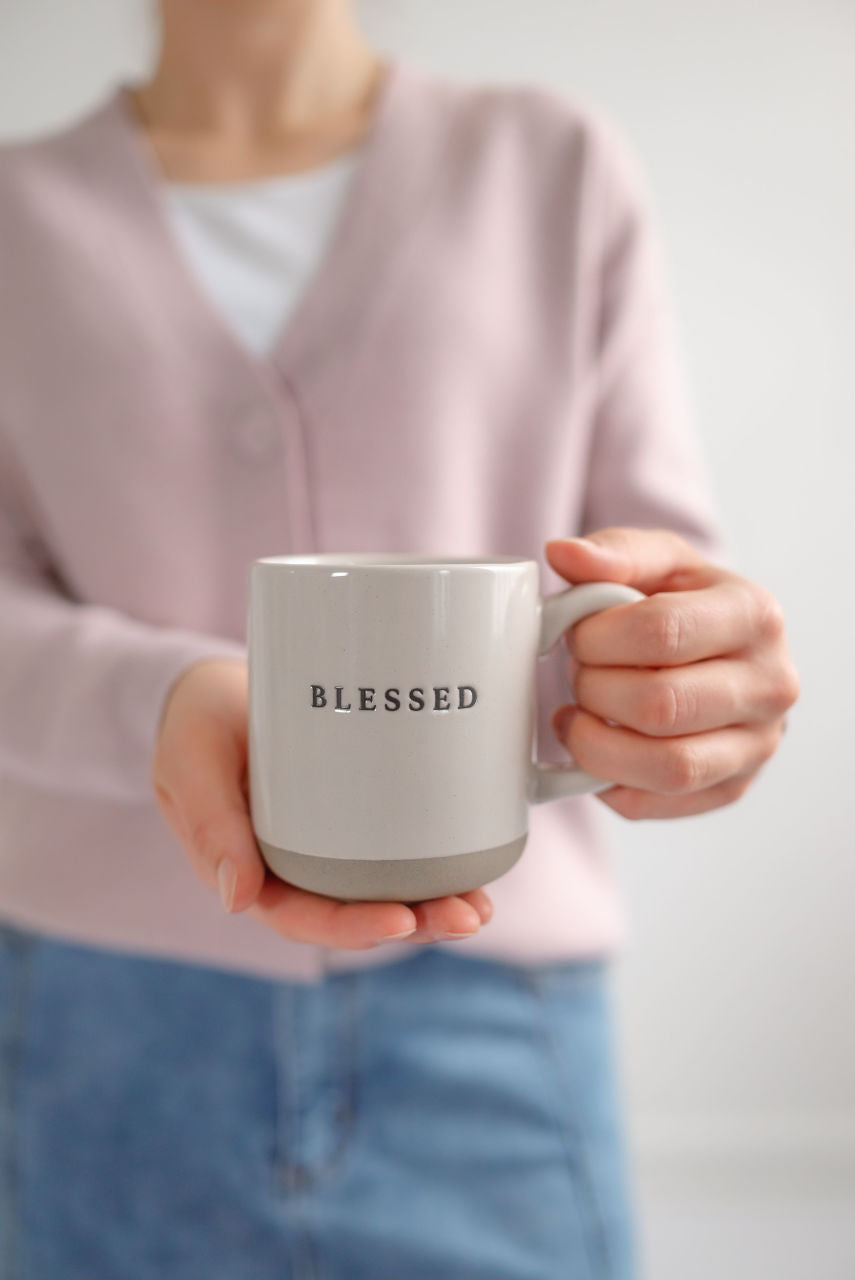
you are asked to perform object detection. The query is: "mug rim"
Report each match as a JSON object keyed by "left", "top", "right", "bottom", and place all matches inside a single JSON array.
[{"left": 253, "top": 553, "right": 536, "bottom": 571}]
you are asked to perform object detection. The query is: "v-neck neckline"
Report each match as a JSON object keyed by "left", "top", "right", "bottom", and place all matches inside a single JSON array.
[{"left": 107, "top": 57, "right": 409, "bottom": 389}]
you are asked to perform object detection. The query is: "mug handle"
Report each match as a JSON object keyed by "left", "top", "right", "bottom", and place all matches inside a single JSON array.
[{"left": 530, "top": 581, "right": 646, "bottom": 804}]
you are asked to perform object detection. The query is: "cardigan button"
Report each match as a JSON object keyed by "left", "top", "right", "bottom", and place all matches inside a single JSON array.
[{"left": 235, "top": 407, "right": 281, "bottom": 462}]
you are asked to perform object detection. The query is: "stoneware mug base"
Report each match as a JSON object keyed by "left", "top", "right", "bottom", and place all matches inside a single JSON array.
[{"left": 257, "top": 834, "right": 527, "bottom": 903}]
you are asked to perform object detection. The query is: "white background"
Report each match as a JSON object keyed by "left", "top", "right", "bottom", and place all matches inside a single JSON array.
[{"left": 2, "top": 1, "right": 853, "bottom": 1273}]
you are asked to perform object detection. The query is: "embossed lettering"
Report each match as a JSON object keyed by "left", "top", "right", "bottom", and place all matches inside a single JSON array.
[{"left": 310, "top": 684, "right": 478, "bottom": 711}]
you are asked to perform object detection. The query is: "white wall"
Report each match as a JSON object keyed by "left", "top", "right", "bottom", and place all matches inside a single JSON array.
[{"left": 2, "top": 0, "right": 853, "bottom": 1186}]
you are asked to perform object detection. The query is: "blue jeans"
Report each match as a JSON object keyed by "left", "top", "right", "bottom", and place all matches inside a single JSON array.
[{"left": 0, "top": 923, "right": 636, "bottom": 1279}]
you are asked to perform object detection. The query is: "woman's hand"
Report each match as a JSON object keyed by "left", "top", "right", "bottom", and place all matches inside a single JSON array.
[
  {"left": 152, "top": 659, "right": 492, "bottom": 948},
  {"left": 546, "top": 529, "right": 800, "bottom": 818}
]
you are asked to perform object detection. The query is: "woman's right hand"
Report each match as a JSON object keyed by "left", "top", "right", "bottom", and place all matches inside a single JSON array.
[{"left": 151, "top": 658, "right": 493, "bottom": 949}]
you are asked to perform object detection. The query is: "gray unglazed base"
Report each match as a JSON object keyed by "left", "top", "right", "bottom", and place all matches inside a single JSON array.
[{"left": 257, "top": 835, "right": 528, "bottom": 903}]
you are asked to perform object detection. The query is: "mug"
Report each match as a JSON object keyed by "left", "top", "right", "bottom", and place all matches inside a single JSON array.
[{"left": 247, "top": 554, "right": 643, "bottom": 903}]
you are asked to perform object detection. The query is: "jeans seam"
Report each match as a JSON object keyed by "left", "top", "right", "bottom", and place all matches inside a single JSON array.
[
  {"left": 0, "top": 929, "right": 35, "bottom": 1280},
  {"left": 272, "top": 983, "right": 319, "bottom": 1280},
  {"left": 523, "top": 964, "right": 616, "bottom": 1280},
  {"left": 274, "top": 980, "right": 361, "bottom": 1190},
  {"left": 271, "top": 973, "right": 363, "bottom": 1280}
]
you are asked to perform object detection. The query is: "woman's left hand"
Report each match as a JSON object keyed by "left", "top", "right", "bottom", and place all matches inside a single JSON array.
[{"left": 546, "top": 529, "right": 800, "bottom": 819}]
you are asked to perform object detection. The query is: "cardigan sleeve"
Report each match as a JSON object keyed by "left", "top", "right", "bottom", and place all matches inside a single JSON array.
[
  {"left": 579, "top": 125, "right": 727, "bottom": 562},
  {"left": 0, "top": 433, "right": 248, "bottom": 804}
]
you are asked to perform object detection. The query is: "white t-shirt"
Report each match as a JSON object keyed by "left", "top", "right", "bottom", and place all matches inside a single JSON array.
[{"left": 162, "top": 148, "right": 363, "bottom": 356}]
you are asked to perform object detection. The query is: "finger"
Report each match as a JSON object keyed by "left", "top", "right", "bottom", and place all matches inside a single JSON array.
[
  {"left": 155, "top": 720, "right": 266, "bottom": 913},
  {"left": 406, "top": 894, "right": 485, "bottom": 943},
  {"left": 462, "top": 888, "right": 494, "bottom": 924},
  {"left": 246, "top": 880, "right": 492, "bottom": 951},
  {"left": 569, "top": 579, "right": 783, "bottom": 668},
  {"left": 554, "top": 705, "right": 784, "bottom": 795},
  {"left": 247, "top": 876, "right": 418, "bottom": 950},
  {"left": 545, "top": 529, "right": 716, "bottom": 596},
  {"left": 596, "top": 771, "right": 761, "bottom": 820},
  {"left": 571, "top": 653, "right": 799, "bottom": 738}
]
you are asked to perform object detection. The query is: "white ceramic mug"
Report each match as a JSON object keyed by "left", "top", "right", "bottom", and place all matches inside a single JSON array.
[{"left": 247, "top": 554, "right": 643, "bottom": 902}]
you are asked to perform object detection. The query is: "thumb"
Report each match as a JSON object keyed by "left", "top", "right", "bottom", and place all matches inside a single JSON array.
[
  {"left": 154, "top": 718, "right": 267, "bottom": 916},
  {"left": 545, "top": 527, "right": 709, "bottom": 595}
]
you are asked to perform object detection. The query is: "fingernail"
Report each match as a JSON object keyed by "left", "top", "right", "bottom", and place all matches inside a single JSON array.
[
  {"left": 553, "top": 705, "right": 579, "bottom": 739},
  {"left": 217, "top": 858, "right": 237, "bottom": 913},
  {"left": 476, "top": 897, "right": 494, "bottom": 924},
  {"left": 378, "top": 927, "right": 417, "bottom": 942},
  {"left": 563, "top": 537, "right": 613, "bottom": 556},
  {"left": 468, "top": 890, "right": 493, "bottom": 923},
  {"left": 406, "top": 932, "right": 474, "bottom": 945}
]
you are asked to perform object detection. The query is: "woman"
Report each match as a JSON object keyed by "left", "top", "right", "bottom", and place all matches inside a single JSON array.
[{"left": 0, "top": 1, "right": 799, "bottom": 1276}]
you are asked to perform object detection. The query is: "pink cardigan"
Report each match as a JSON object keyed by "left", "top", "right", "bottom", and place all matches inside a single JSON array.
[{"left": 0, "top": 60, "right": 722, "bottom": 981}]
